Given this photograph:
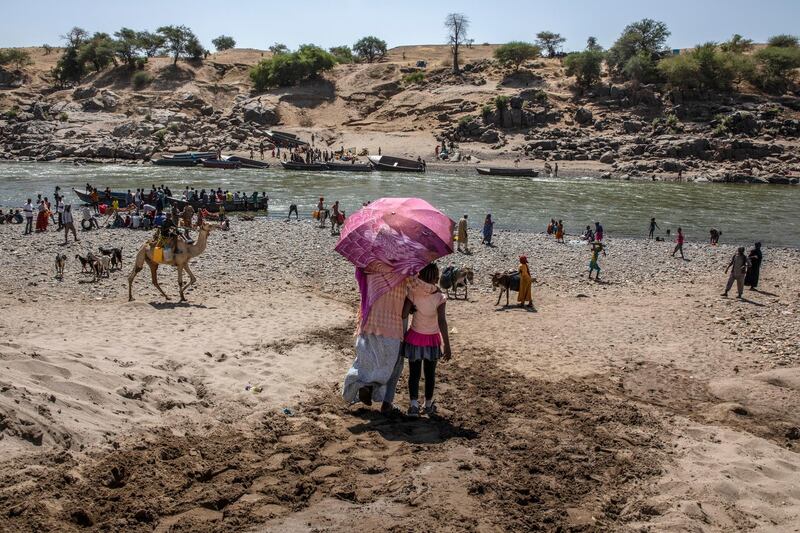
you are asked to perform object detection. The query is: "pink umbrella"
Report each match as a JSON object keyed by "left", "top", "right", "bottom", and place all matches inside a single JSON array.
[{"left": 335, "top": 198, "right": 455, "bottom": 324}]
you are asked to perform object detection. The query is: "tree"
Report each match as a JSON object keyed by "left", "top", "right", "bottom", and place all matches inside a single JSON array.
[
  {"left": 723, "top": 51, "right": 756, "bottom": 85},
  {"left": 720, "top": 34, "right": 753, "bottom": 54},
  {"left": 564, "top": 50, "right": 605, "bottom": 89},
  {"left": 444, "top": 13, "right": 469, "bottom": 74},
  {"left": 250, "top": 44, "right": 335, "bottom": 90},
  {"left": 114, "top": 27, "right": 141, "bottom": 67},
  {"left": 269, "top": 43, "right": 289, "bottom": 55},
  {"left": 212, "top": 35, "right": 236, "bottom": 51},
  {"left": 536, "top": 31, "right": 566, "bottom": 57},
  {"left": 53, "top": 46, "right": 84, "bottom": 86},
  {"left": 494, "top": 41, "right": 540, "bottom": 70},
  {"left": 657, "top": 53, "right": 699, "bottom": 91},
  {"left": 767, "top": 34, "right": 799, "bottom": 48},
  {"left": 622, "top": 52, "right": 658, "bottom": 84},
  {"left": 62, "top": 27, "right": 88, "bottom": 49},
  {"left": 329, "top": 45, "right": 353, "bottom": 63},
  {"left": 42, "top": 44, "right": 53, "bottom": 55},
  {"left": 607, "top": 19, "right": 670, "bottom": 74},
  {"left": 753, "top": 45, "right": 800, "bottom": 93},
  {"left": 137, "top": 31, "right": 165, "bottom": 58},
  {"left": 157, "top": 25, "right": 198, "bottom": 65},
  {"left": 78, "top": 32, "right": 117, "bottom": 72},
  {"left": 586, "top": 36, "right": 603, "bottom": 52},
  {"left": 352, "top": 36, "right": 387, "bottom": 63},
  {"left": 185, "top": 34, "right": 206, "bottom": 60},
  {"left": 0, "top": 49, "right": 33, "bottom": 69}
]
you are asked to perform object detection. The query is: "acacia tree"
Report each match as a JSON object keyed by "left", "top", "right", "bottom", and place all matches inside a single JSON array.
[
  {"left": 114, "top": 27, "right": 141, "bottom": 67},
  {"left": 353, "top": 36, "right": 387, "bottom": 63},
  {"left": 137, "top": 31, "right": 165, "bottom": 58},
  {"left": 269, "top": 43, "right": 289, "bottom": 55},
  {"left": 157, "top": 25, "right": 198, "bottom": 65},
  {"left": 445, "top": 12, "right": 469, "bottom": 74},
  {"left": 329, "top": 45, "right": 354, "bottom": 63},
  {"left": 536, "top": 31, "right": 566, "bottom": 57},
  {"left": 79, "top": 32, "right": 117, "bottom": 72},
  {"left": 212, "top": 35, "right": 236, "bottom": 51},
  {"left": 0, "top": 49, "right": 33, "bottom": 69},
  {"left": 494, "top": 41, "right": 540, "bottom": 71},
  {"left": 720, "top": 34, "right": 753, "bottom": 54}
]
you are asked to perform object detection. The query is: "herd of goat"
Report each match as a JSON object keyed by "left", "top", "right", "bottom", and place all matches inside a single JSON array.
[{"left": 55, "top": 246, "right": 123, "bottom": 282}]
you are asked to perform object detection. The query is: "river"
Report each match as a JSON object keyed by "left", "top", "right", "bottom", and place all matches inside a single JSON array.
[{"left": 1, "top": 161, "right": 798, "bottom": 248}]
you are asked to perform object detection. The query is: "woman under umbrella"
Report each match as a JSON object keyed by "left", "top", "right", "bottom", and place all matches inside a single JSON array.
[{"left": 336, "top": 198, "right": 454, "bottom": 415}]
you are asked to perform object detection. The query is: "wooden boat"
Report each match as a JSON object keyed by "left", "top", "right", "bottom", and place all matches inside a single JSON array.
[
  {"left": 280, "top": 161, "right": 327, "bottom": 171},
  {"left": 227, "top": 156, "right": 270, "bottom": 169},
  {"left": 202, "top": 159, "right": 241, "bottom": 169},
  {"left": 170, "top": 151, "right": 217, "bottom": 159},
  {"left": 476, "top": 167, "right": 539, "bottom": 177},
  {"left": 166, "top": 197, "right": 268, "bottom": 213},
  {"left": 368, "top": 155, "right": 425, "bottom": 173},
  {"left": 325, "top": 161, "right": 373, "bottom": 172},
  {"left": 72, "top": 188, "right": 131, "bottom": 207},
  {"left": 153, "top": 156, "right": 200, "bottom": 167}
]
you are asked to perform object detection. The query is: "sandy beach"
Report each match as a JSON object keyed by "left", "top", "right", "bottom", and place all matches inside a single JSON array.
[{"left": 0, "top": 215, "right": 798, "bottom": 531}]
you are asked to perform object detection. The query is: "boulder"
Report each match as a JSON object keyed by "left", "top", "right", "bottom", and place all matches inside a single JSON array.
[
  {"left": 509, "top": 96, "right": 524, "bottom": 109},
  {"left": 574, "top": 107, "right": 593, "bottom": 126},
  {"left": 0, "top": 67, "right": 26, "bottom": 88},
  {"left": 480, "top": 129, "right": 499, "bottom": 143},
  {"left": 622, "top": 120, "right": 643, "bottom": 134},
  {"left": 73, "top": 86, "right": 98, "bottom": 100},
  {"left": 242, "top": 101, "right": 278, "bottom": 125},
  {"left": 527, "top": 139, "right": 557, "bottom": 151},
  {"left": 599, "top": 151, "right": 615, "bottom": 164}
]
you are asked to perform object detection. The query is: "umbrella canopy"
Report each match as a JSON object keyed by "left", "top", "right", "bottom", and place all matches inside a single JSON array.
[{"left": 335, "top": 198, "right": 455, "bottom": 324}]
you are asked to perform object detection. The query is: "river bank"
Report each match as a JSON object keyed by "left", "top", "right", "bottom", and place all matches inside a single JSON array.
[{"left": 0, "top": 217, "right": 798, "bottom": 531}]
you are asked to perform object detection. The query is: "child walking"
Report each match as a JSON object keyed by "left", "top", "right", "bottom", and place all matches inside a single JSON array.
[
  {"left": 402, "top": 263, "right": 452, "bottom": 418},
  {"left": 589, "top": 241, "right": 606, "bottom": 281}
]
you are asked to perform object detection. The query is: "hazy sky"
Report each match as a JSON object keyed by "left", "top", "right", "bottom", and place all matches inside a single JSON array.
[{"left": 2, "top": 0, "right": 799, "bottom": 51}]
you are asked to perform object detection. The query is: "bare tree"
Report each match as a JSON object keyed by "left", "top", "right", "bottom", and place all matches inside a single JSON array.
[{"left": 445, "top": 13, "right": 470, "bottom": 74}]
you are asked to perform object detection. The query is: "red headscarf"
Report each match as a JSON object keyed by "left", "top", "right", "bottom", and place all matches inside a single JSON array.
[{"left": 519, "top": 256, "right": 528, "bottom": 264}]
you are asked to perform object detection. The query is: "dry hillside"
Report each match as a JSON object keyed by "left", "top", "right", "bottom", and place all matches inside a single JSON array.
[{"left": 1, "top": 44, "right": 799, "bottom": 182}]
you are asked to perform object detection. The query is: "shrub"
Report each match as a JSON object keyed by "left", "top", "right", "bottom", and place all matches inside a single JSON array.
[
  {"left": 250, "top": 44, "right": 335, "bottom": 90},
  {"left": 720, "top": 34, "right": 753, "bottom": 54},
  {"left": 494, "top": 42, "right": 541, "bottom": 71},
  {"left": 132, "top": 70, "right": 152, "bottom": 89},
  {"left": 0, "top": 48, "right": 33, "bottom": 69},
  {"left": 563, "top": 50, "right": 605, "bottom": 89},
  {"left": 268, "top": 43, "right": 289, "bottom": 55},
  {"left": 751, "top": 46, "right": 800, "bottom": 93},
  {"left": 402, "top": 71, "right": 425, "bottom": 84},
  {"left": 458, "top": 114, "right": 475, "bottom": 126},
  {"left": 767, "top": 34, "right": 799, "bottom": 48},
  {"left": 329, "top": 45, "right": 353, "bottom": 64},
  {"left": 58, "top": 111, "right": 69, "bottom": 122},
  {"left": 481, "top": 103, "right": 494, "bottom": 118},
  {"left": 494, "top": 95, "right": 510, "bottom": 110},
  {"left": 135, "top": 57, "right": 146, "bottom": 70},
  {"left": 353, "top": 36, "right": 387, "bottom": 63},
  {"left": 154, "top": 128, "right": 167, "bottom": 144},
  {"left": 622, "top": 52, "right": 659, "bottom": 84},
  {"left": 665, "top": 113, "right": 681, "bottom": 132},
  {"left": 212, "top": 35, "right": 236, "bottom": 52},
  {"left": 42, "top": 44, "right": 53, "bottom": 55}
]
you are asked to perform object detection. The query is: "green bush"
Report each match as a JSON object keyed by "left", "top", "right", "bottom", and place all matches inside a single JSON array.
[
  {"left": 402, "top": 71, "right": 425, "bottom": 84},
  {"left": 458, "top": 115, "right": 475, "bottom": 126},
  {"left": 751, "top": 46, "right": 800, "bottom": 93},
  {"left": 0, "top": 48, "right": 33, "bottom": 69},
  {"left": 622, "top": 52, "right": 659, "bottom": 83},
  {"left": 329, "top": 45, "right": 353, "bottom": 64},
  {"left": 767, "top": 34, "right": 799, "bottom": 48},
  {"left": 132, "top": 70, "right": 152, "bottom": 89},
  {"left": 563, "top": 50, "right": 605, "bottom": 89},
  {"left": 58, "top": 111, "right": 69, "bottom": 122},
  {"left": 154, "top": 128, "right": 167, "bottom": 144},
  {"left": 481, "top": 103, "right": 494, "bottom": 118},
  {"left": 494, "top": 42, "right": 540, "bottom": 70},
  {"left": 212, "top": 35, "right": 236, "bottom": 52},
  {"left": 250, "top": 44, "right": 335, "bottom": 90},
  {"left": 494, "top": 95, "right": 510, "bottom": 110}
]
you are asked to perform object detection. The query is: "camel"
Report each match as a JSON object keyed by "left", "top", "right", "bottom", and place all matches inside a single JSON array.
[{"left": 127, "top": 222, "right": 216, "bottom": 302}]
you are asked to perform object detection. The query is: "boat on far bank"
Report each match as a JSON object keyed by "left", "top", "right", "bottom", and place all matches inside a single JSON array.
[
  {"left": 202, "top": 159, "right": 241, "bottom": 169},
  {"left": 280, "top": 161, "right": 328, "bottom": 171},
  {"left": 152, "top": 156, "right": 200, "bottom": 167},
  {"left": 368, "top": 155, "right": 425, "bottom": 173},
  {"left": 325, "top": 161, "right": 373, "bottom": 172},
  {"left": 476, "top": 167, "right": 539, "bottom": 177},
  {"left": 227, "top": 156, "right": 270, "bottom": 169}
]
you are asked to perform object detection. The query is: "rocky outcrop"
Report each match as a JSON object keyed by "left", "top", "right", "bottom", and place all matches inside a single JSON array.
[
  {"left": 241, "top": 100, "right": 278, "bottom": 125},
  {"left": 574, "top": 107, "right": 593, "bottom": 126}
]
